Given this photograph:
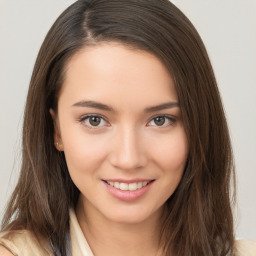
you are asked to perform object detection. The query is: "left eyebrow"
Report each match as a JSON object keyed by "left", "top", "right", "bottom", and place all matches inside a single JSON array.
[{"left": 144, "top": 102, "right": 180, "bottom": 112}]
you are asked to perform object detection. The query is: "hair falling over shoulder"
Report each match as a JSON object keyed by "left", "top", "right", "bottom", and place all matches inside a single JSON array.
[{"left": 1, "top": 1, "right": 236, "bottom": 255}]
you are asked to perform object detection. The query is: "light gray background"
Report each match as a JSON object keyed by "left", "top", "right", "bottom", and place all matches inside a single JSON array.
[{"left": 0, "top": 0, "right": 255, "bottom": 241}]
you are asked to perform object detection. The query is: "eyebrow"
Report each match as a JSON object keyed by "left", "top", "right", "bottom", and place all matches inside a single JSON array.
[
  {"left": 72, "top": 100, "right": 114, "bottom": 111},
  {"left": 72, "top": 100, "right": 179, "bottom": 112},
  {"left": 144, "top": 102, "right": 180, "bottom": 112}
]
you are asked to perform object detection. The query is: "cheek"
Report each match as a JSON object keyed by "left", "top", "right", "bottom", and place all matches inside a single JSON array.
[
  {"left": 62, "top": 134, "right": 110, "bottom": 195},
  {"left": 60, "top": 125, "right": 110, "bottom": 177},
  {"left": 152, "top": 130, "right": 188, "bottom": 172},
  {"left": 155, "top": 130, "right": 188, "bottom": 198}
]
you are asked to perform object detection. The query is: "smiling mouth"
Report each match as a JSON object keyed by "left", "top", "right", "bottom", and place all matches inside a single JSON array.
[{"left": 104, "top": 180, "right": 153, "bottom": 191}]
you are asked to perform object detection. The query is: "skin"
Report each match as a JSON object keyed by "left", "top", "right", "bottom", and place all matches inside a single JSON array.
[
  {"left": 51, "top": 42, "right": 188, "bottom": 256},
  {"left": 0, "top": 246, "right": 14, "bottom": 256}
]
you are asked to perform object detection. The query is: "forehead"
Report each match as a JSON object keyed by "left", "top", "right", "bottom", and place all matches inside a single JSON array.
[{"left": 59, "top": 42, "right": 178, "bottom": 109}]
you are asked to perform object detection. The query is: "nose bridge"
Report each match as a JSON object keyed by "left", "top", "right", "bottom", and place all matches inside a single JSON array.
[{"left": 110, "top": 125, "right": 146, "bottom": 170}]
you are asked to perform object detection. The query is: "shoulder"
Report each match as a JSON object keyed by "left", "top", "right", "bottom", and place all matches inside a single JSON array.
[
  {"left": 235, "top": 240, "right": 256, "bottom": 256},
  {"left": 0, "top": 230, "right": 53, "bottom": 256}
]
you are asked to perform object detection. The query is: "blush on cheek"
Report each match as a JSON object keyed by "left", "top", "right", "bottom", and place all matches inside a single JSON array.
[
  {"left": 63, "top": 135, "right": 110, "bottom": 177},
  {"left": 157, "top": 142, "right": 188, "bottom": 168}
]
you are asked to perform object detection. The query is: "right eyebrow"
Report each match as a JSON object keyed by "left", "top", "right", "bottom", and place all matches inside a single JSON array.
[{"left": 72, "top": 100, "right": 114, "bottom": 112}]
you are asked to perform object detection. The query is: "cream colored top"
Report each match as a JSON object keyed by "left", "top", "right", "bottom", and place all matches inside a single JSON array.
[{"left": 0, "top": 209, "right": 255, "bottom": 256}]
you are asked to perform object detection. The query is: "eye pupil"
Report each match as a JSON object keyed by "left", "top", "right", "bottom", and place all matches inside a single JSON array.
[
  {"left": 154, "top": 116, "right": 165, "bottom": 126},
  {"left": 89, "top": 116, "right": 101, "bottom": 126}
]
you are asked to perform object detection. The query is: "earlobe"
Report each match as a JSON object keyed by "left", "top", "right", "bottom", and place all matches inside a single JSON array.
[
  {"left": 49, "top": 109, "right": 63, "bottom": 151},
  {"left": 54, "top": 141, "right": 63, "bottom": 151}
]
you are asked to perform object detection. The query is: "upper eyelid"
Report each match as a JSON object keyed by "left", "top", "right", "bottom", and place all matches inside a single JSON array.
[
  {"left": 148, "top": 114, "right": 176, "bottom": 122},
  {"left": 78, "top": 114, "right": 110, "bottom": 128},
  {"left": 146, "top": 115, "right": 176, "bottom": 126},
  {"left": 152, "top": 114, "right": 175, "bottom": 118},
  {"left": 79, "top": 113, "right": 108, "bottom": 121}
]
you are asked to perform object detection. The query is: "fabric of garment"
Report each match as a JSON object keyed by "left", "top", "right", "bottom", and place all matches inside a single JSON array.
[
  {"left": 0, "top": 209, "right": 255, "bottom": 256},
  {"left": 0, "top": 209, "right": 93, "bottom": 256}
]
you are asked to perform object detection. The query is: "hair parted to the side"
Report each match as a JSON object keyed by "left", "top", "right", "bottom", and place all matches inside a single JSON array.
[{"left": 1, "top": 0, "right": 235, "bottom": 255}]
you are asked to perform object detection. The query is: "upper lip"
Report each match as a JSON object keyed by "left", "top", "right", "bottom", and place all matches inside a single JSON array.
[{"left": 102, "top": 179, "right": 154, "bottom": 183}]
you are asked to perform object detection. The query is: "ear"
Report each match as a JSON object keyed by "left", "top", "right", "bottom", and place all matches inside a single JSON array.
[{"left": 49, "top": 108, "right": 63, "bottom": 151}]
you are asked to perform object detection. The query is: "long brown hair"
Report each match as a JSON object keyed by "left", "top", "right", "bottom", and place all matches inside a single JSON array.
[{"left": 1, "top": 0, "right": 235, "bottom": 255}]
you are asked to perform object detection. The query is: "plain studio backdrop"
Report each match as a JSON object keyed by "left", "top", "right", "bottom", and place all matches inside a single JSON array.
[{"left": 0, "top": 0, "right": 255, "bottom": 241}]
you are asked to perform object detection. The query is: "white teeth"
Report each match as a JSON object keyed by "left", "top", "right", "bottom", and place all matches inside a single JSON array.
[
  {"left": 119, "top": 183, "right": 129, "bottom": 190},
  {"left": 107, "top": 181, "right": 150, "bottom": 191},
  {"left": 114, "top": 182, "right": 120, "bottom": 189},
  {"left": 128, "top": 183, "right": 137, "bottom": 191}
]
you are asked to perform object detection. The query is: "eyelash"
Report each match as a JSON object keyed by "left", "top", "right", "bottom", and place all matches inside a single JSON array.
[
  {"left": 79, "top": 114, "right": 109, "bottom": 129},
  {"left": 147, "top": 115, "right": 176, "bottom": 127},
  {"left": 79, "top": 114, "right": 176, "bottom": 129}
]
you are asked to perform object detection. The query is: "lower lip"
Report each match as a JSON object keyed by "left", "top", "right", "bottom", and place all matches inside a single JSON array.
[{"left": 103, "top": 181, "right": 154, "bottom": 202}]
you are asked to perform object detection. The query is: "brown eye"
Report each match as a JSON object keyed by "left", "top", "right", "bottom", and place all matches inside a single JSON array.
[
  {"left": 153, "top": 116, "right": 165, "bottom": 126},
  {"left": 89, "top": 116, "right": 101, "bottom": 126},
  {"left": 147, "top": 115, "right": 176, "bottom": 127},
  {"left": 81, "top": 115, "right": 108, "bottom": 128}
]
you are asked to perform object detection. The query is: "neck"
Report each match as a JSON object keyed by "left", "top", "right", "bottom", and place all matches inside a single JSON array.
[{"left": 76, "top": 195, "right": 164, "bottom": 256}]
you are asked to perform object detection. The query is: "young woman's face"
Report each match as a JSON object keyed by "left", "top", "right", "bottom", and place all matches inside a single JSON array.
[{"left": 53, "top": 43, "right": 188, "bottom": 224}]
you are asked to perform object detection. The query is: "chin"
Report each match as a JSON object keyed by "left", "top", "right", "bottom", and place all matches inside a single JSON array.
[{"left": 103, "top": 205, "right": 163, "bottom": 225}]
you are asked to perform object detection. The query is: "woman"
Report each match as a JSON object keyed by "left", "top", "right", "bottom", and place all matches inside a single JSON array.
[{"left": 0, "top": 0, "right": 255, "bottom": 255}]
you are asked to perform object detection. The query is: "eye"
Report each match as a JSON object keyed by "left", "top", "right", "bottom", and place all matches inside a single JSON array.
[
  {"left": 147, "top": 115, "right": 175, "bottom": 127},
  {"left": 80, "top": 115, "right": 108, "bottom": 128}
]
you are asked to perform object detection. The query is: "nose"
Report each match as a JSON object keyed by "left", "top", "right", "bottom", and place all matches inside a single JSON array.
[{"left": 108, "top": 126, "right": 147, "bottom": 171}]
